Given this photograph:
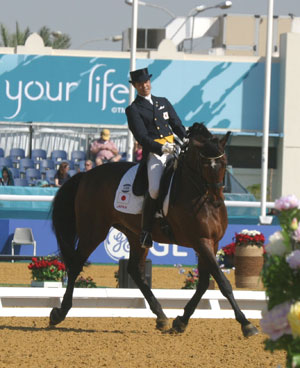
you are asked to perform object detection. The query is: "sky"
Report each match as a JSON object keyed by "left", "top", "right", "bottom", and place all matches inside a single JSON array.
[{"left": 1, "top": 0, "right": 300, "bottom": 51}]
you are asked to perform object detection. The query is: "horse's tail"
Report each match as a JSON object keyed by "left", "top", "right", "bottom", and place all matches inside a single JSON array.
[{"left": 52, "top": 172, "right": 84, "bottom": 269}]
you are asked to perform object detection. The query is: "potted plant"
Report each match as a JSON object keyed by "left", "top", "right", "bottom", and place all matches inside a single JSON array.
[
  {"left": 175, "top": 264, "right": 215, "bottom": 290},
  {"left": 260, "top": 194, "right": 300, "bottom": 368},
  {"left": 28, "top": 255, "right": 66, "bottom": 288},
  {"left": 230, "top": 229, "right": 265, "bottom": 288}
]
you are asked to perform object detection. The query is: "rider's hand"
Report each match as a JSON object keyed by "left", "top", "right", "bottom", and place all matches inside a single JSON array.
[
  {"left": 161, "top": 142, "right": 175, "bottom": 154},
  {"left": 182, "top": 137, "right": 189, "bottom": 144}
]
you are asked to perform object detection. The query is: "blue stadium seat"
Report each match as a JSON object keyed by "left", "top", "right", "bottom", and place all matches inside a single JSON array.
[
  {"left": 9, "top": 167, "right": 20, "bottom": 179},
  {"left": 31, "top": 148, "right": 47, "bottom": 164},
  {"left": 14, "top": 178, "right": 29, "bottom": 186},
  {"left": 0, "top": 157, "right": 13, "bottom": 168},
  {"left": 71, "top": 150, "right": 86, "bottom": 162},
  {"left": 79, "top": 160, "right": 86, "bottom": 172},
  {"left": 0, "top": 148, "right": 4, "bottom": 157},
  {"left": 25, "top": 168, "right": 42, "bottom": 186},
  {"left": 40, "top": 159, "right": 55, "bottom": 173},
  {"left": 120, "top": 152, "right": 127, "bottom": 162},
  {"left": 10, "top": 148, "right": 25, "bottom": 167},
  {"left": 19, "top": 158, "right": 35, "bottom": 177},
  {"left": 51, "top": 150, "right": 67, "bottom": 163},
  {"left": 45, "top": 169, "right": 56, "bottom": 186}
]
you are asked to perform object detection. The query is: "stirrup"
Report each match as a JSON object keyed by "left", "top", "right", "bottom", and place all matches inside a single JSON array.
[{"left": 140, "top": 230, "right": 153, "bottom": 248}]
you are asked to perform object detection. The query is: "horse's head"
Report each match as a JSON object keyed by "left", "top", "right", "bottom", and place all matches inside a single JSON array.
[{"left": 183, "top": 122, "right": 231, "bottom": 196}]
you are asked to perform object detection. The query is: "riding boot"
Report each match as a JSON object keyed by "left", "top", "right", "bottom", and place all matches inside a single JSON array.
[{"left": 140, "top": 192, "right": 157, "bottom": 248}]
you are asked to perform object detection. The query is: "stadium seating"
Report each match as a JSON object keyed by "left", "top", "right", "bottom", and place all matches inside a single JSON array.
[
  {"left": 25, "top": 168, "right": 42, "bottom": 186},
  {"left": 10, "top": 148, "right": 25, "bottom": 167},
  {"left": 31, "top": 149, "right": 47, "bottom": 169},
  {"left": 71, "top": 150, "right": 86, "bottom": 163},
  {"left": 14, "top": 178, "right": 29, "bottom": 186},
  {"left": 45, "top": 169, "right": 56, "bottom": 186},
  {"left": 40, "top": 159, "right": 55, "bottom": 173},
  {"left": 19, "top": 158, "right": 35, "bottom": 177},
  {"left": 0, "top": 148, "right": 4, "bottom": 157},
  {"left": 9, "top": 167, "right": 20, "bottom": 179},
  {"left": 0, "top": 157, "right": 13, "bottom": 168},
  {"left": 68, "top": 169, "right": 78, "bottom": 177},
  {"left": 51, "top": 150, "right": 67, "bottom": 163}
]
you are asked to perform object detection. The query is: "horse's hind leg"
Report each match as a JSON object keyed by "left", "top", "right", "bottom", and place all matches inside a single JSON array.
[
  {"left": 49, "top": 248, "right": 86, "bottom": 326},
  {"left": 125, "top": 232, "right": 169, "bottom": 331}
]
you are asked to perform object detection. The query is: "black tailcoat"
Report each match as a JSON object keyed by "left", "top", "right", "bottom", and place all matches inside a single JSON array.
[{"left": 126, "top": 95, "right": 186, "bottom": 158}]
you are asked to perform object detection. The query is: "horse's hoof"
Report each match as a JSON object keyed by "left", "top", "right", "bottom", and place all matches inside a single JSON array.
[
  {"left": 49, "top": 307, "right": 65, "bottom": 326},
  {"left": 242, "top": 323, "right": 259, "bottom": 338},
  {"left": 171, "top": 316, "right": 187, "bottom": 333},
  {"left": 156, "top": 318, "right": 169, "bottom": 332}
]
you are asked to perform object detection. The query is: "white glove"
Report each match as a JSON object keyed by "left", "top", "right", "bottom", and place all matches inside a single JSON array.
[
  {"left": 183, "top": 137, "right": 189, "bottom": 144},
  {"left": 161, "top": 142, "right": 175, "bottom": 154}
]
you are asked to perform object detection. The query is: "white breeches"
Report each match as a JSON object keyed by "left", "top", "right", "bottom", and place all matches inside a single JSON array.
[{"left": 147, "top": 152, "right": 173, "bottom": 199}]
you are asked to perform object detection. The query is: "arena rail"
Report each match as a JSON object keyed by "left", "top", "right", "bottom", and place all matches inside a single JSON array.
[
  {"left": 0, "top": 287, "right": 266, "bottom": 319},
  {"left": 0, "top": 194, "right": 275, "bottom": 209}
]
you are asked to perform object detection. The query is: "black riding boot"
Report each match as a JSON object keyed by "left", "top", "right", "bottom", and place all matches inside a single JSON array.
[{"left": 140, "top": 192, "right": 157, "bottom": 248}]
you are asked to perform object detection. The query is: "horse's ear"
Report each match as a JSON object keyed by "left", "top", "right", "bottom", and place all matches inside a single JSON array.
[{"left": 220, "top": 131, "right": 231, "bottom": 148}]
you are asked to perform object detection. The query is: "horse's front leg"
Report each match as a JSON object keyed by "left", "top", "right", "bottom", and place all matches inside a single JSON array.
[
  {"left": 173, "top": 238, "right": 258, "bottom": 338},
  {"left": 126, "top": 234, "right": 169, "bottom": 331},
  {"left": 172, "top": 258, "right": 210, "bottom": 333}
]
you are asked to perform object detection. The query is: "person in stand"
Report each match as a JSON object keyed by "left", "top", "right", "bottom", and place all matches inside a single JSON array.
[
  {"left": 0, "top": 166, "right": 14, "bottom": 186},
  {"left": 84, "top": 159, "right": 93, "bottom": 171},
  {"left": 54, "top": 162, "right": 70, "bottom": 187},
  {"left": 126, "top": 67, "right": 187, "bottom": 248},
  {"left": 90, "top": 128, "right": 122, "bottom": 166}
]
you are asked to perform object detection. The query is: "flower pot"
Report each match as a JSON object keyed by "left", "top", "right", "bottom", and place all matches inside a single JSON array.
[
  {"left": 234, "top": 245, "right": 264, "bottom": 289},
  {"left": 31, "top": 281, "right": 63, "bottom": 288}
]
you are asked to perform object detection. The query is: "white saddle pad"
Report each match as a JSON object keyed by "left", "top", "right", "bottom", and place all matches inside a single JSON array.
[{"left": 114, "top": 164, "right": 172, "bottom": 216}]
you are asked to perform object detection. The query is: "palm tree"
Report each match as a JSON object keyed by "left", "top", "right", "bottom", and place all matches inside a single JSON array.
[{"left": 0, "top": 22, "right": 71, "bottom": 49}]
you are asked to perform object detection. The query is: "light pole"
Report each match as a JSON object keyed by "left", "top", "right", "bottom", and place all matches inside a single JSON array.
[
  {"left": 126, "top": 0, "right": 139, "bottom": 162},
  {"left": 77, "top": 35, "right": 122, "bottom": 49},
  {"left": 125, "top": 0, "right": 176, "bottom": 20},
  {"left": 190, "top": 1, "right": 232, "bottom": 53},
  {"left": 260, "top": 0, "right": 274, "bottom": 225}
]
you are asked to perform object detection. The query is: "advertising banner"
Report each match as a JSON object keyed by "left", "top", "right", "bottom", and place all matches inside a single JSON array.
[{"left": 0, "top": 54, "right": 280, "bottom": 133}]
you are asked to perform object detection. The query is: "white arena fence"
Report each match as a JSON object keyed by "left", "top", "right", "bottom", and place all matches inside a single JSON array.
[
  {"left": 0, "top": 288, "right": 266, "bottom": 319},
  {"left": 0, "top": 194, "right": 275, "bottom": 209}
]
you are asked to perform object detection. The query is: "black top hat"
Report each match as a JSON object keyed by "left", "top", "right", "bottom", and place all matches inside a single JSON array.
[{"left": 129, "top": 68, "right": 152, "bottom": 84}]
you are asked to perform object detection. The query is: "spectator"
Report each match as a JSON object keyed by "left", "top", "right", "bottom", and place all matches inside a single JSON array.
[
  {"left": 54, "top": 162, "right": 70, "bottom": 187},
  {"left": 90, "top": 128, "right": 121, "bottom": 166},
  {"left": 134, "top": 141, "right": 143, "bottom": 163},
  {"left": 84, "top": 160, "right": 93, "bottom": 171},
  {"left": 0, "top": 166, "right": 14, "bottom": 186}
]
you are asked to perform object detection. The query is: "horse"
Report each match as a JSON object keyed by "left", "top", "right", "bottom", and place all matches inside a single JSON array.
[{"left": 49, "top": 122, "right": 258, "bottom": 338}]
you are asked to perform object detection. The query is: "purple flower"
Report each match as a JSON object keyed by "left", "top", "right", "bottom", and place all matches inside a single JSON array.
[
  {"left": 260, "top": 301, "right": 292, "bottom": 340},
  {"left": 286, "top": 250, "right": 300, "bottom": 270},
  {"left": 293, "top": 223, "right": 300, "bottom": 242},
  {"left": 274, "top": 195, "right": 300, "bottom": 211}
]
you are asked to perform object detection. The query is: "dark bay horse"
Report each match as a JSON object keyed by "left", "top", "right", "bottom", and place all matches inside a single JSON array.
[{"left": 50, "top": 122, "right": 258, "bottom": 337}]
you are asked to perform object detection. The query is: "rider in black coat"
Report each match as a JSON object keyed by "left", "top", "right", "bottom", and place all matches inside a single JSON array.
[{"left": 126, "top": 68, "right": 187, "bottom": 248}]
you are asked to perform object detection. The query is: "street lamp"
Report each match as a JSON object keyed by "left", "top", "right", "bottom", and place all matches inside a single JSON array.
[
  {"left": 125, "top": 0, "right": 176, "bottom": 20},
  {"left": 77, "top": 35, "right": 122, "bottom": 49}
]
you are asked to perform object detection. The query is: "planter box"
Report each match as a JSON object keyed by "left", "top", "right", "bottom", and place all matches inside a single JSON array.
[{"left": 31, "top": 281, "right": 63, "bottom": 288}]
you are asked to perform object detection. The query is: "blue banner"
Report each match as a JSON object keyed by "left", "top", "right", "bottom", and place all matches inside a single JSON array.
[{"left": 0, "top": 54, "right": 280, "bottom": 133}]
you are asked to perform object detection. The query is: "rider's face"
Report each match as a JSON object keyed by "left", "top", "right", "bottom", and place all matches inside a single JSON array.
[{"left": 133, "top": 79, "right": 151, "bottom": 97}]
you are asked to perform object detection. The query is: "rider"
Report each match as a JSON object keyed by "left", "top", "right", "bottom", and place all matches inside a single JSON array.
[{"left": 126, "top": 68, "right": 187, "bottom": 248}]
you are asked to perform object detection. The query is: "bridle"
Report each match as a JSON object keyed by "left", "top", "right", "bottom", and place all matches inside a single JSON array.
[{"left": 180, "top": 143, "right": 226, "bottom": 191}]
